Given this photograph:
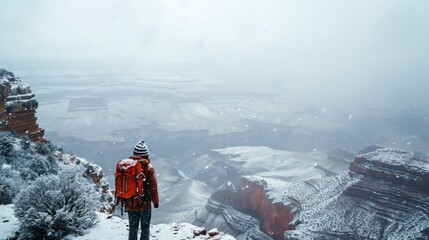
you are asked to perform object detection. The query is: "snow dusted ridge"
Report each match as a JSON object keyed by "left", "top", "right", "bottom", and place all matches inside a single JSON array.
[
  {"left": 204, "top": 146, "right": 429, "bottom": 239},
  {"left": 213, "top": 146, "right": 328, "bottom": 180},
  {"left": 351, "top": 147, "right": 429, "bottom": 192},
  {"left": 358, "top": 147, "right": 429, "bottom": 171},
  {"left": 0, "top": 205, "right": 234, "bottom": 240}
]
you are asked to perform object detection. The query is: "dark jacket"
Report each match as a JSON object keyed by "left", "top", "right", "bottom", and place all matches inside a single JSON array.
[{"left": 125, "top": 155, "right": 159, "bottom": 212}]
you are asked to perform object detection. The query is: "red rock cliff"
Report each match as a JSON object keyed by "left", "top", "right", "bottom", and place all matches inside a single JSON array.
[
  {"left": 350, "top": 148, "right": 429, "bottom": 193},
  {"left": 206, "top": 147, "right": 429, "bottom": 239},
  {"left": 212, "top": 177, "right": 296, "bottom": 240},
  {"left": 0, "top": 69, "right": 44, "bottom": 141}
]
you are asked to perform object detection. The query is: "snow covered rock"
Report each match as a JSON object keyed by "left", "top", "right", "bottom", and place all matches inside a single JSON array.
[
  {"left": 288, "top": 147, "right": 429, "bottom": 239},
  {"left": 203, "top": 147, "right": 429, "bottom": 240},
  {"left": 56, "top": 152, "right": 115, "bottom": 213},
  {"left": 198, "top": 198, "right": 272, "bottom": 240},
  {"left": 0, "top": 69, "right": 44, "bottom": 141},
  {"left": 151, "top": 223, "right": 234, "bottom": 240},
  {"left": 351, "top": 148, "right": 429, "bottom": 192}
]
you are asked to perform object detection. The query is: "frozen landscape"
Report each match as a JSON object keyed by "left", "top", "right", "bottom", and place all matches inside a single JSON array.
[
  {"left": 1, "top": 0, "right": 429, "bottom": 239},
  {"left": 0, "top": 69, "right": 425, "bottom": 239}
]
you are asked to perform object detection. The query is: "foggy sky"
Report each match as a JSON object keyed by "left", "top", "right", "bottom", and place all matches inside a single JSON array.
[{"left": 1, "top": 0, "right": 429, "bottom": 105}]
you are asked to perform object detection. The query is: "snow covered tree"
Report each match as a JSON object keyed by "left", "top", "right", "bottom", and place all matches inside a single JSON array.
[
  {"left": 14, "top": 167, "right": 100, "bottom": 240},
  {"left": 20, "top": 136, "right": 31, "bottom": 151},
  {"left": 0, "top": 155, "right": 4, "bottom": 167},
  {"left": 0, "top": 132, "right": 16, "bottom": 164},
  {"left": 0, "top": 175, "right": 16, "bottom": 204},
  {"left": 0, "top": 165, "right": 24, "bottom": 205},
  {"left": 35, "top": 141, "right": 55, "bottom": 155}
]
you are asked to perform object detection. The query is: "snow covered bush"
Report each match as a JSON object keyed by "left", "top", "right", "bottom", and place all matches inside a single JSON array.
[
  {"left": 0, "top": 174, "right": 17, "bottom": 204},
  {"left": 35, "top": 141, "right": 56, "bottom": 155},
  {"left": 0, "top": 154, "right": 4, "bottom": 167},
  {"left": 14, "top": 167, "right": 100, "bottom": 240},
  {"left": 0, "top": 132, "right": 59, "bottom": 176},
  {"left": 18, "top": 155, "right": 59, "bottom": 180},
  {"left": 0, "top": 165, "right": 24, "bottom": 205},
  {"left": 11, "top": 139, "right": 59, "bottom": 180},
  {"left": 0, "top": 132, "right": 17, "bottom": 164}
]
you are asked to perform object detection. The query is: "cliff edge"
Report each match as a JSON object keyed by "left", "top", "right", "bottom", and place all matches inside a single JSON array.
[{"left": 0, "top": 69, "right": 44, "bottom": 141}]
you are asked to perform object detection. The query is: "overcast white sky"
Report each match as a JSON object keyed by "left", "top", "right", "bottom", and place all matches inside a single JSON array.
[{"left": 1, "top": 0, "right": 428, "bottom": 104}]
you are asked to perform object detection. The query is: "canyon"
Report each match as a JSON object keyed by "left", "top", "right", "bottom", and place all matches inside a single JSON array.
[
  {"left": 200, "top": 147, "right": 429, "bottom": 239},
  {"left": 3, "top": 69, "right": 428, "bottom": 239}
]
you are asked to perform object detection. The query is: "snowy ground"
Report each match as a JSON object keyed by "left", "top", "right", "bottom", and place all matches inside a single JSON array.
[
  {"left": 214, "top": 146, "right": 327, "bottom": 181},
  {"left": 0, "top": 204, "right": 20, "bottom": 239},
  {"left": 0, "top": 205, "right": 234, "bottom": 240}
]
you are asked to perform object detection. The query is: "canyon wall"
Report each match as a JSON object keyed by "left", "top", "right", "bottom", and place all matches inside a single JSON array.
[
  {"left": 0, "top": 69, "right": 44, "bottom": 141},
  {"left": 350, "top": 148, "right": 429, "bottom": 193},
  {"left": 202, "top": 147, "right": 429, "bottom": 240},
  {"left": 210, "top": 178, "right": 296, "bottom": 240}
]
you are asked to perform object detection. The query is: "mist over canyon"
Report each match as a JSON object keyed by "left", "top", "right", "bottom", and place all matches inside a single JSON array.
[{"left": 2, "top": 70, "right": 422, "bottom": 239}]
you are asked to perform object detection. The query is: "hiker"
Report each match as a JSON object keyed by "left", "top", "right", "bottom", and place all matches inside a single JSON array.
[{"left": 125, "top": 140, "right": 159, "bottom": 240}]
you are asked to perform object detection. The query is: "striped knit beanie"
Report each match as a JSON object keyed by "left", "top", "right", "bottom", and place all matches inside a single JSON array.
[{"left": 133, "top": 139, "right": 150, "bottom": 157}]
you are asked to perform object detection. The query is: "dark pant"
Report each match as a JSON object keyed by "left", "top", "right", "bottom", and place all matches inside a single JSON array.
[{"left": 128, "top": 208, "right": 151, "bottom": 240}]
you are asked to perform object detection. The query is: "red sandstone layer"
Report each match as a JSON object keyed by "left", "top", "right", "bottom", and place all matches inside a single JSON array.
[
  {"left": 212, "top": 178, "right": 296, "bottom": 240},
  {"left": 0, "top": 76, "right": 45, "bottom": 141}
]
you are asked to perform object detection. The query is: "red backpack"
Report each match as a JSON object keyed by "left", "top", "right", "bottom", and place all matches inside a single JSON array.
[{"left": 115, "top": 158, "right": 146, "bottom": 215}]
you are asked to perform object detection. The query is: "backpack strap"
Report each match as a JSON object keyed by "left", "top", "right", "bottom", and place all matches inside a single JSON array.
[
  {"left": 143, "top": 168, "right": 153, "bottom": 204},
  {"left": 121, "top": 168, "right": 125, "bottom": 215}
]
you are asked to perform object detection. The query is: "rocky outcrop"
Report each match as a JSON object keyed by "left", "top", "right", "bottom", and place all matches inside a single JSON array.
[
  {"left": 55, "top": 151, "right": 116, "bottom": 213},
  {"left": 0, "top": 69, "right": 114, "bottom": 212},
  {"left": 287, "top": 148, "right": 429, "bottom": 239},
  {"left": 199, "top": 148, "right": 357, "bottom": 239},
  {"left": 210, "top": 178, "right": 296, "bottom": 240},
  {"left": 198, "top": 199, "right": 272, "bottom": 240},
  {"left": 204, "top": 147, "right": 429, "bottom": 240},
  {"left": 350, "top": 148, "right": 429, "bottom": 193},
  {"left": 0, "top": 69, "right": 44, "bottom": 141}
]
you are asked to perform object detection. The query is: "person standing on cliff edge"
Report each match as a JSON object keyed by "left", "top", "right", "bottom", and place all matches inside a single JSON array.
[{"left": 125, "top": 139, "right": 159, "bottom": 240}]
